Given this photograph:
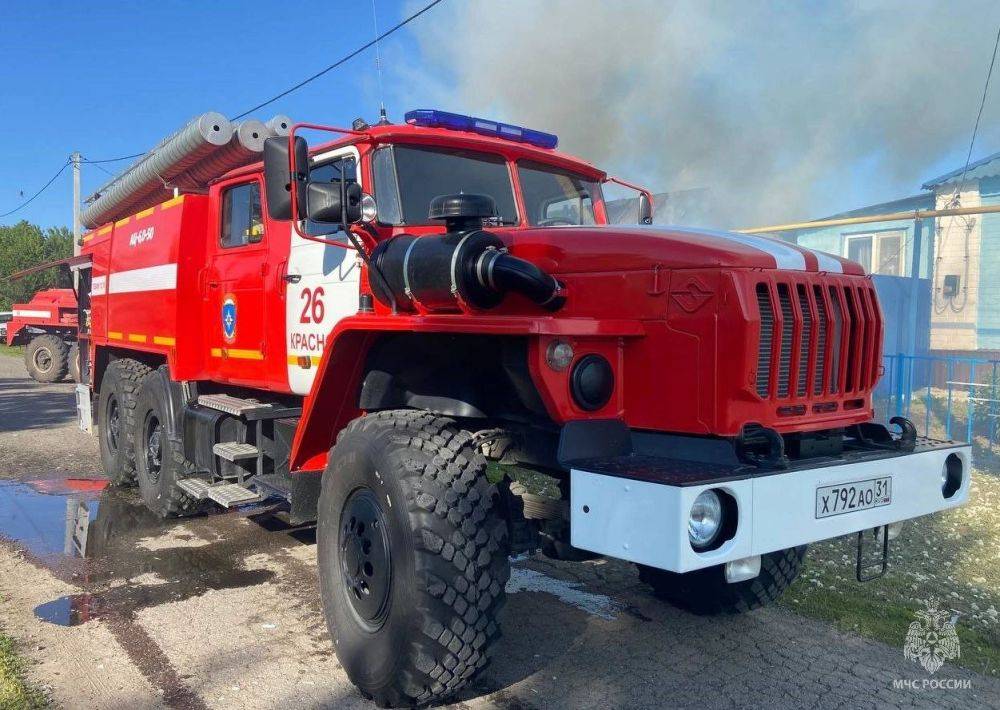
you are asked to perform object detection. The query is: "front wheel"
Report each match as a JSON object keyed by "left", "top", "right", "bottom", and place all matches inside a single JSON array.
[
  {"left": 318, "top": 410, "right": 510, "bottom": 708},
  {"left": 637, "top": 546, "right": 808, "bottom": 615}
]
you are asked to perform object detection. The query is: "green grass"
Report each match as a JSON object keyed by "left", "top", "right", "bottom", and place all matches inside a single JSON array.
[
  {"left": 0, "top": 344, "right": 21, "bottom": 359},
  {"left": 0, "top": 632, "right": 47, "bottom": 709},
  {"left": 780, "top": 470, "right": 1000, "bottom": 677}
]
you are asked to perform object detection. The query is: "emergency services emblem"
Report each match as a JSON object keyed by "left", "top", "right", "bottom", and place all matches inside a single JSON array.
[{"left": 222, "top": 295, "right": 237, "bottom": 343}]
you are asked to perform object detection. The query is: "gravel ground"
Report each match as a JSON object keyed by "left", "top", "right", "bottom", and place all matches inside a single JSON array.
[{"left": 1, "top": 354, "right": 999, "bottom": 709}]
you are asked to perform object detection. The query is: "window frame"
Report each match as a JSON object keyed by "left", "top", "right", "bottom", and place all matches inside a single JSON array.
[
  {"left": 219, "top": 179, "right": 265, "bottom": 250},
  {"left": 843, "top": 229, "right": 905, "bottom": 276}
]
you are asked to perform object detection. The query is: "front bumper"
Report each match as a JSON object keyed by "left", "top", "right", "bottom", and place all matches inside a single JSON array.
[{"left": 570, "top": 438, "right": 971, "bottom": 573}]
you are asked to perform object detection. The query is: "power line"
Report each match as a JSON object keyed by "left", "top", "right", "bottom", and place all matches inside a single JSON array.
[
  {"left": 230, "top": 0, "right": 446, "bottom": 120},
  {"left": 0, "top": 159, "right": 71, "bottom": 219},
  {"left": 3, "top": 0, "right": 443, "bottom": 219},
  {"left": 81, "top": 152, "right": 144, "bottom": 164},
  {"left": 957, "top": 22, "right": 1000, "bottom": 189}
]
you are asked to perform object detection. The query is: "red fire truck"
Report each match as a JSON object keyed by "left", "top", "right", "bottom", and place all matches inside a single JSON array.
[
  {"left": 75, "top": 109, "right": 970, "bottom": 706},
  {"left": 5, "top": 288, "right": 80, "bottom": 382}
]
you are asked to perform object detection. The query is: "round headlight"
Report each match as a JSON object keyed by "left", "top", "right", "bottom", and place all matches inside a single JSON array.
[
  {"left": 545, "top": 340, "right": 574, "bottom": 371},
  {"left": 689, "top": 489, "right": 723, "bottom": 549},
  {"left": 570, "top": 354, "right": 614, "bottom": 411}
]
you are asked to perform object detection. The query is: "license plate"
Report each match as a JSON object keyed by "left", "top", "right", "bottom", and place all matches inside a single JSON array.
[{"left": 815, "top": 477, "right": 892, "bottom": 518}]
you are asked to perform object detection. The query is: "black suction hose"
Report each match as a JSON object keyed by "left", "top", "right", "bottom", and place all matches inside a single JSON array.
[{"left": 477, "top": 250, "right": 564, "bottom": 310}]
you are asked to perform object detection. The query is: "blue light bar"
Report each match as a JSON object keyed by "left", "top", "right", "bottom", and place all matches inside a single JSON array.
[{"left": 404, "top": 109, "right": 558, "bottom": 149}]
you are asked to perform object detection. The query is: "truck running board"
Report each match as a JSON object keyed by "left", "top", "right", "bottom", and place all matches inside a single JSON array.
[
  {"left": 197, "top": 394, "right": 302, "bottom": 420},
  {"left": 213, "top": 442, "right": 259, "bottom": 461},
  {"left": 177, "top": 478, "right": 262, "bottom": 507}
]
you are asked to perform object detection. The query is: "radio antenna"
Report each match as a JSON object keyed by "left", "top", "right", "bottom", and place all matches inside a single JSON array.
[{"left": 371, "top": 0, "right": 389, "bottom": 124}]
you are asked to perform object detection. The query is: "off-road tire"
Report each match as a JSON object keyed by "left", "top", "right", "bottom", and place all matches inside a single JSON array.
[
  {"left": 24, "top": 334, "right": 68, "bottom": 383},
  {"left": 637, "top": 546, "right": 808, "bottom": 615},
  {"left": 133, "top": 372, "right": 200, "bottom": 518},
  {"left": 98, "top": 359, "right": 153, "bottom": 486},
  {"left": 68, "top": 342, "right": 81, "bottom": 383},
  {"left": 318, "top": 410, "right": 510, "bottom": 708}
]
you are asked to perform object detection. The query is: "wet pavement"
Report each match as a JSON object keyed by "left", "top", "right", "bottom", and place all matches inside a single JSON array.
[
  {"left": 2, "top": 355, "right": 1000, "bottom": 709},
  {"left": 0, "top": 478, "right": 294, "bottom": 626}
]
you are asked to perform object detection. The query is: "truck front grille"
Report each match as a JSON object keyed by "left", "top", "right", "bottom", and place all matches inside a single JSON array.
[{"left": 754, "top": 278, "right": 880, "bottom": 402}]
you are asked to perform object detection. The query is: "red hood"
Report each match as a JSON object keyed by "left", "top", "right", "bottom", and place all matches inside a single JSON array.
[{"left": 495, "top": 225, "right": 863, "bottom": 277}]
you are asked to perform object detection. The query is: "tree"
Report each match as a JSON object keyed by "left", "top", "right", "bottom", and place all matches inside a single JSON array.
[{"left": 0, "top": 221, "right": 73, "bottom": 311}]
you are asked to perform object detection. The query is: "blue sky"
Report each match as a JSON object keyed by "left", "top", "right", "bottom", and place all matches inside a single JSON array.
[
  {"left": 1, "top": 1, "right": 997, "bottom": 230},
  {"left": 0, "top": 0, "right": 423, "bottom": 229}
]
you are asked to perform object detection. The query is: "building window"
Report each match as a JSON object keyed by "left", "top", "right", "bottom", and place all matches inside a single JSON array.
[
  {"left": 221, "top": 182, "right": 264, "bottom": 248},
  {"left": 844, "top": 231, "right": 903, "bottom": 276}
]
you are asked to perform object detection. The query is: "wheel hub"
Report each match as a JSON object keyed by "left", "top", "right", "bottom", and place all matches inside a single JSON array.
[
  {"left": 106, "top": 398, "right": 121, "bottom": 453},
  {"left": 144, "top": 414, "right": 163, "bottom": 483},
  {"left": 339, "top": 488, "right": 391, "bottom": 627},
  {"left": 34, "top": 347, "right": 52, "bottom": 373}
]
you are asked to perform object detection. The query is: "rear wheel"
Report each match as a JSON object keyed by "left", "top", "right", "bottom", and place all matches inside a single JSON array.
[
  {"left": 318, "top": 410, "right": 510, "bottom": 708},
  {"left": 133, "top": 373, "right": 200, "bottom": 518},
  {"left": 68, "top": 342, "right": 81, "bottom": 383},
  {"left": 24, "top": 334, "right": 68, "bottom": 382},
  {"left": 97, "top": 359, "right": 153, "bottom": 486},
  {"left": 637, "top": 546, "right": 808, "bottom": 615}
]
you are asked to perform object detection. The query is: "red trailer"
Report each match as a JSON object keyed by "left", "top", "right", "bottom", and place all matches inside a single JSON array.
[
  {"left": 74, "top": 109, "right": 970, "bottom": 707},
  {"left": 5, "top": 287, "right": 80, "bottom": 382}
]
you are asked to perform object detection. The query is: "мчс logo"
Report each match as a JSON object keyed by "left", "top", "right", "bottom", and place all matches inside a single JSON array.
[
  {"left": 903, "top": 598, "right": 961, "bottom": 673},
  {"left": 222, "top": 295, "right": 237, "bottom": 343}
]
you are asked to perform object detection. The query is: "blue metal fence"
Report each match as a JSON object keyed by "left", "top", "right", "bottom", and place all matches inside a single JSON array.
[{"left": 876, "top": 354, "right": 1000, "bottom": 451}]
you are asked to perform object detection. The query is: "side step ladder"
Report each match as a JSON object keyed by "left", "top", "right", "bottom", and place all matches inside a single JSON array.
[{"left": 177, "top": 478, "right": 263, "bottom": 508}]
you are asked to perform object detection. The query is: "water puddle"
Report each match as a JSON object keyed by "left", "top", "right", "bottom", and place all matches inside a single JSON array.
[
  {"left": 506, "top": 566, "right": 622, "bottom": 620},
  {"left": 34, "top": 594, "right": 109, "bottom": 626},
  {"left": 0, "top": 476, "right": 310, "bottom": 626}
]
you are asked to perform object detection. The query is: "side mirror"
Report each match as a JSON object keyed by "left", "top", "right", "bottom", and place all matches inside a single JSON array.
[
  {"left": 263, "top": 135, "right": 308, "bottom": 220},
  {"left": 638, "top": 193, "right": 653, "bottom": 224},
  {"left": 306, "top": 180, "right": 363, "bottom": 225}
]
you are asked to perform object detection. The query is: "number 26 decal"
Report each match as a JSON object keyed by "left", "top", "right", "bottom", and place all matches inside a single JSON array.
[{"left": 299, "top": 286, "right": 325, "bottom": 323}]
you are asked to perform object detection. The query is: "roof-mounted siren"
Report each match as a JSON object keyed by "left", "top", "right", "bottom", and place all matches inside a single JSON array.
[{"left": 404, "top": 109, "right": 558, "bottom": 149}]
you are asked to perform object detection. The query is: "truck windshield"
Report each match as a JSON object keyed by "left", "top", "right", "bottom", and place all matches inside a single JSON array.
[
  {"left": 373, "top": 145, "right": 518, "bottom": 226},
  {"left": 516, "top": 160, "right": 601, "bottom": 225}
]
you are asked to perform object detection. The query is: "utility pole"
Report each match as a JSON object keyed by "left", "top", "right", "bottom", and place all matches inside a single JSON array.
[{"left": 71, "top": 151, "right": 81, "bottom": 255}]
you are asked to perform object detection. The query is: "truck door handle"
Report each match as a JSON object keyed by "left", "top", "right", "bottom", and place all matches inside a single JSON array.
[
  {"left": 208, "top": 281, "right": 220, "bottom": 289},
  {"left": 283, "top": 274, "right": 301, "bottom": 284}
]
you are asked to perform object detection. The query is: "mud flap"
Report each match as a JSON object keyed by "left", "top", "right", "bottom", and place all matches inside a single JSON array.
[{"left": 75, "top": 383, "right": 93, "bottom": 434}]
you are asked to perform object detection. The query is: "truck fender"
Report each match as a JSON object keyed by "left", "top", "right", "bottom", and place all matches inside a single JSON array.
[{"left": 289, "top": 325, "right": 377, "bottom": 472}]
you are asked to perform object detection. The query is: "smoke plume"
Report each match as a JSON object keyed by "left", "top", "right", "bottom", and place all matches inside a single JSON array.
[{"left": 392, "top": 0, "right": 1000, "bottom": 228}]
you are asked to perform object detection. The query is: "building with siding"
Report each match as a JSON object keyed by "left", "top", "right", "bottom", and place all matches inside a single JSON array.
[{"left": 791, "top": 151, "right": 1000, "bottom": 356}]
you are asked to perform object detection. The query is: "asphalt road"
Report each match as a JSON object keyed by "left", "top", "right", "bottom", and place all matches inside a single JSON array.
[{"left": 1, "top": 353, "right": 998, "bottom": 710}]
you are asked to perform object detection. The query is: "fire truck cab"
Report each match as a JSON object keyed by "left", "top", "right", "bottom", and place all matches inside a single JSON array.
[{"left": 77, "top": 109, "right": 970, "bottom": 707}]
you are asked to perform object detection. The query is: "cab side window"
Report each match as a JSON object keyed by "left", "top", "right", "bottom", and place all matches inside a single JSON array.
[{"left": 221, "top": 182, "right": 264, "bottom": 248}]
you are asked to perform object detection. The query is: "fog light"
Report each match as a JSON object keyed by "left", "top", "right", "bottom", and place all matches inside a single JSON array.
[
  {"left": 545, "top": 340, "right": 574, "bottom": 371},
  {"left": 688, "top": 489, "right": 723, "bottom": 550},
  {"left": 942, "top": 453, "right": 963, "bottom": 499}
]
